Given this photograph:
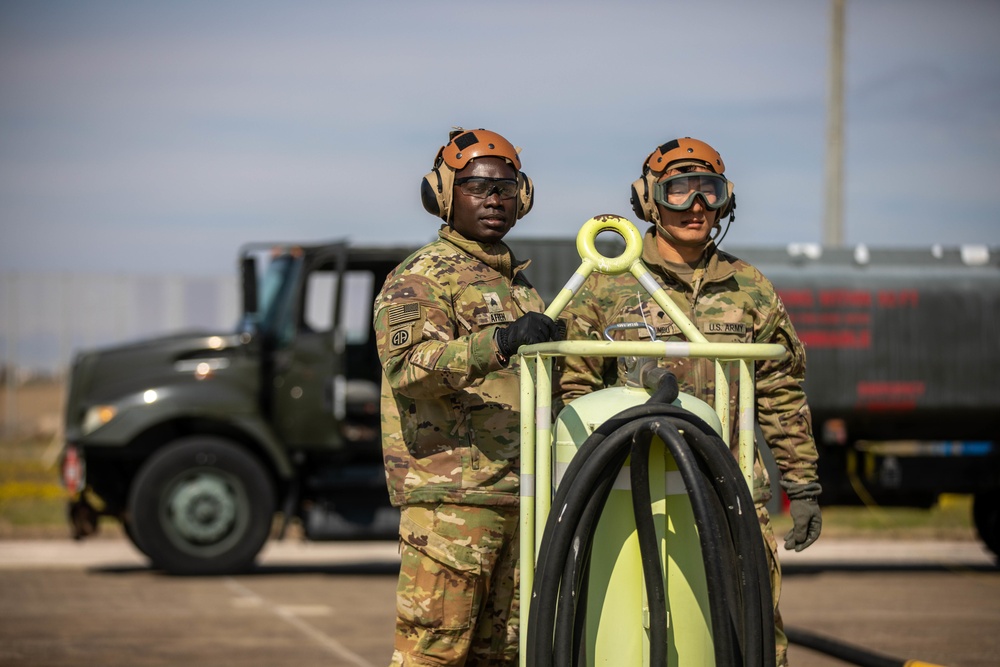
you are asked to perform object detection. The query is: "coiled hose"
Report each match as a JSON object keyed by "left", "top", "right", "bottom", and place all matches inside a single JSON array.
[{"left": 526, "top": 377, "right": 775, "bottom": 667}]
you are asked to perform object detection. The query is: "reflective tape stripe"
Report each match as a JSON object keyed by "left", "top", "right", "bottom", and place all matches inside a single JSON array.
[
  {"left": 564, "top": 271, "right": 587, "bottom": 295},
  {"left": 663, "top": 341, "right": 691, "bottom": 357},
  {"left": 520, "top": 473, "right": 534, "bottom": 497},
  {"left": 637, "top": 271, "right": 662, "bottom": 298}
]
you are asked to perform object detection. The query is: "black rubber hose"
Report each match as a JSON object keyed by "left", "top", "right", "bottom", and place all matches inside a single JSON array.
[
  {"left": 628, "top": 429, "right": 669, "bottom": 667},
  {"left": 532, "top": 418, "right": 637, "bottom": 667},
  {"left": 702, "top": 461, "right": 748, "bottom": 657},
  {"left": 527, "top": 402, "right": 775, "bottom": 667},
  {"left": 531, "top": 416, "right": 714, "bottom": 667},
  {"left": 528, "top": 419, "right": 646, "bottom": 666},
  {"left": 554, "top": 452, "right": 623, "bottom": 667},
  {"left": 652, "top": 421, "right": 741, "bottom": 666},
  {"left": 560, "top": 416, "right": 748, "bottom": 667},
  {"left": 643, "top": 366, "right": 680, "bottom": 404},
  {"left": 672, "top": 419, "right": 774, "bottom": 667},
  {"left": 681, "top": 423, "right": 774, "bottom": 666},
  {"left": 531, "top": 404, "right": 696, "bottom": 608},
  {"left": 533, "top": 406, "right": 685, "bottom": 662},
  {"left": 784, "top": 626, "right": 907, "bottom": 667},
  {"left": 528, "top": 410, "right": 763, "bottom": 667}
]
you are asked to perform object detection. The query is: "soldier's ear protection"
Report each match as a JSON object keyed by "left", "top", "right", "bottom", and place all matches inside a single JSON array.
[
  {"left": 629, "top": 138, "right": 736, "bottom": 225},
  {"left": 421, "top": 128, "right": 534, "bottom": 222}
]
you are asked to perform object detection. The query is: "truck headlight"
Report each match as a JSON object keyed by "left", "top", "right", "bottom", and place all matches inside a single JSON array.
[{"left": 81, "top": 404, "right": 117, "bottom": 435}]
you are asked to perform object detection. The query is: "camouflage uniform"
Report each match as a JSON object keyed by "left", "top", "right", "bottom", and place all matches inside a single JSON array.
[
  {"left": 555, "top": 228, "right": 820, "bottom": 667},
  {"left": 375, "top": 224, "right": 545, "bottom": 666}
]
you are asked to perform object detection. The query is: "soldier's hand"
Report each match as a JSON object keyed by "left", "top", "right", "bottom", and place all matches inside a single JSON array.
[
  {"left": 784, "top": 498, "right": 822, "bottom": 551},
  {"left": 497, "top": 312, "right": 557, "bottom": 360}
]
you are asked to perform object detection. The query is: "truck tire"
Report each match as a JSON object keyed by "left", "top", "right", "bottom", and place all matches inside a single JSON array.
[
  {"left": 128, "top": 436, "right": 275, "bottom": 575},
  {"left": 121, "top": 517, "right": 150, "bottom": 558},
  {"left": 973, "top": 492, "right": 1000, "bottom": 560}
]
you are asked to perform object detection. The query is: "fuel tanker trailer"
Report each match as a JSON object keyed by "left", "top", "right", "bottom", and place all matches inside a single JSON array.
[
  {"left": 517, "top": 216, "right": 785, "bottom": 667},
  {"left": 752, "top": 243, "right": 1000, "bottom": 547},
  {"left": 506, "top": 237, "right": 1000, "bottom": 559}
]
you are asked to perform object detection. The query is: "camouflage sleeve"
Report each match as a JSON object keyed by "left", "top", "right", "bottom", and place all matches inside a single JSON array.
[
  {"left": 375, "top": 278, "right": 504, "bottom": 401},
  {"left": 553, "top": 278, "right": 614, "bottom": 413},
  {"left": 754, "top": 293, "right": 821, "bottom": 489}
]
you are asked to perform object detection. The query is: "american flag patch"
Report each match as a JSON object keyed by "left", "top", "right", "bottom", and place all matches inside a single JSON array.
[{"left": 388, "top": 303, "right": 421, "bottom": 326}]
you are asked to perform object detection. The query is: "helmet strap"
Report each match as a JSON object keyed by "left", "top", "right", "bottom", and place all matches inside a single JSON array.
[
  {"left": 654, "top": 193, "right": 720, "bottom": 250},
  {"left": 713, "top": 217, "right": 733, "bottom": 247},
  {"left": 654, "top": 221, "right": 714, "bottom": 251}
]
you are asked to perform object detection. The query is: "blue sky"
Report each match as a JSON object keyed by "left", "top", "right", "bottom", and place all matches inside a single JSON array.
[{"left": 1, "top": 0, "right": 998, "bottom": 275}]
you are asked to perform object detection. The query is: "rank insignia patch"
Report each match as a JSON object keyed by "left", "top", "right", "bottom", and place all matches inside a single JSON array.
[{"left": 484, "top": 292, "right": 504, "bottom": 313}]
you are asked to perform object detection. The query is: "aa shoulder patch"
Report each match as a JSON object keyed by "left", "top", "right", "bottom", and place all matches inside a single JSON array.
[
  {"left": 386, "top": 302, "right": 423, "bottom": 351},
  {"left": 389, "top": 324, "right": 415, "bottom": 350}
]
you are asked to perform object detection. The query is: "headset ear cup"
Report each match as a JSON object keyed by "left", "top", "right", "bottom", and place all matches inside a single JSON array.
[
  {"left": 421, "top": 171, "right": 442, "bottom": 218},
  {"left": 517, "top": 172, "right": 534, "bottom": 219},
  {"left": 722, "top": 180, "right": 736, "bottom": 221},
  {"left": 421, "top": 165, "right": 454, "bottom": 222},
  {"left": 630, "top": 174, "right": 656, "bottom": 222},
  {"left": 630, "top": 180, "right": 646, "bottom": 221}
]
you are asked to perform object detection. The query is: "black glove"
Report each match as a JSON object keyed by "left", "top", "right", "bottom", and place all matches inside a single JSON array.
[
  {"left": 496, "top": 312, "right": 557, "bottom": 362},
  {"left": 784, "top": 497, "right": 822, "bottom": 552}
]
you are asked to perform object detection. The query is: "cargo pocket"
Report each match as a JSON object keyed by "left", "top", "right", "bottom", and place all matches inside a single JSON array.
[{"left": 396, "top": 508, "right": 483, "bottom": 632}]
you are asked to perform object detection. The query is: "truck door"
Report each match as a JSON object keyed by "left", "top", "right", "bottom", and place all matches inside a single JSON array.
[{"left": 269, "top": 244, "right": 350, "bottom": 450}]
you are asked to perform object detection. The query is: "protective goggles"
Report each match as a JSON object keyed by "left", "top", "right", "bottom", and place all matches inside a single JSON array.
[
  {"left": 652, "top": 172, "right": 730, "bottom": 211},
  {"left": 455, "top": 177, "right": 519, "bottom": 199}
]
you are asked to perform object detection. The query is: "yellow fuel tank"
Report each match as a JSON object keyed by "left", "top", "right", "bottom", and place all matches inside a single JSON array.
[{"left": 553, "top": 385, "right": 723, "bottom": 666}]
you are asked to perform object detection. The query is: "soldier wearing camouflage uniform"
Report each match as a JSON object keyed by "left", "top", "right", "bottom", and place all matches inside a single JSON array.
[
  {"left": 375, "top": 129, "right": 556, "bottom": 667},
  {"left": 554, "top": 137, "right": 822, "bottom": 667}
]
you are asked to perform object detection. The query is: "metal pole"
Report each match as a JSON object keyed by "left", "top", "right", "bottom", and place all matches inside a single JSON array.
[
  {"left": 738, "top": 360, "right": 755, "bottom": 491},
  {"left": 823, "top": 0, "right": 846, "bottom": 247},
  {"left": 518, "top": 354, "right": 537, "bottom": 664},
  {"left": 534, "top": 355, "right": 552, "bottom": 542},
  {"left": 4, "top": 274, "right": 18, "bottom": 437}
]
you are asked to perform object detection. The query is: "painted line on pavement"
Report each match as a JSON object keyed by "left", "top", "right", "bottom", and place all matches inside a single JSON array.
[{"left": 224, "top": 577, "right": 374, "bottom": 667}]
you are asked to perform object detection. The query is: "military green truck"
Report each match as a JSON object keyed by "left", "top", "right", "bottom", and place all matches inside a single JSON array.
[
  {"left": 61, "top": 238, "right": 1000, "bottom": 575},
  {"left": 61, "top": 241, "right": 412, "bottom": 574}
]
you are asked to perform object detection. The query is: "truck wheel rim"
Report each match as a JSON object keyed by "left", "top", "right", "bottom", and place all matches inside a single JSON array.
[{"left": 161, "top": 469, "right": 248, "bottom": 556}]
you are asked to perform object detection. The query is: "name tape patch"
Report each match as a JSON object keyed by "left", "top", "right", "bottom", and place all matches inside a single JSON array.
[
  {"left": 703, "top": 322, "right": 747, "bottom": 336},
  {"left": 477, "top": 312, "right": 514, "bottom": 325}
]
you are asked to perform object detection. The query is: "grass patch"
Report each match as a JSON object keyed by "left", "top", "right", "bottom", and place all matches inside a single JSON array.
[
  {"left": 770, "top": 494, "right": 977, "bottom": 541},
  {"left": 0, "top": 435, "right": 982, "bottom": 542},
  {"left": 0, "top": 437, "right": 69, "bottom": 532}
]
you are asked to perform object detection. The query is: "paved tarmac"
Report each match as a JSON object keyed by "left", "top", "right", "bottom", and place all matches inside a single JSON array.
[
  {"left": 1, "top": 536, "right": 994, "bottom": 570},
  {"left": 0, "top": 537, "right": 997, "bottom": 666}
]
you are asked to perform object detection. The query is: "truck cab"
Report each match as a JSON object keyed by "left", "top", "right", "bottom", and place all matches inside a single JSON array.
[{"left": 61, "top": 241, "right": 412, "bottom": 574}]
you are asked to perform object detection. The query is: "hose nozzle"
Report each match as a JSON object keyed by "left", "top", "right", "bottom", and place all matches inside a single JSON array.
[{"left": 640, "top": 361, "right": 679, "bottom": 404}]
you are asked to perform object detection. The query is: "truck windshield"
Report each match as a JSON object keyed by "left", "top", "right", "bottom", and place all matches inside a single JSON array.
[{"left": 251, "top": 254, "right": 302, "bottom": 344}]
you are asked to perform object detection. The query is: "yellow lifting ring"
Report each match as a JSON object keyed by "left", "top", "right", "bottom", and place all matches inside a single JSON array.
[{"left": 575, "top": 214, "right": 644, "bottom": 275}]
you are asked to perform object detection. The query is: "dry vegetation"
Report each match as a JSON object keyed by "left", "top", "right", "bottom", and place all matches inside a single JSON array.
[
  {"left": 0, "top": 380, "right": 978, "bottom": 541},
  {"left": 0, "top": 378, "right": 66, "bottom": 441},
  {"left": 0, "top": 380, "right": 75, "bottom": 537}
]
